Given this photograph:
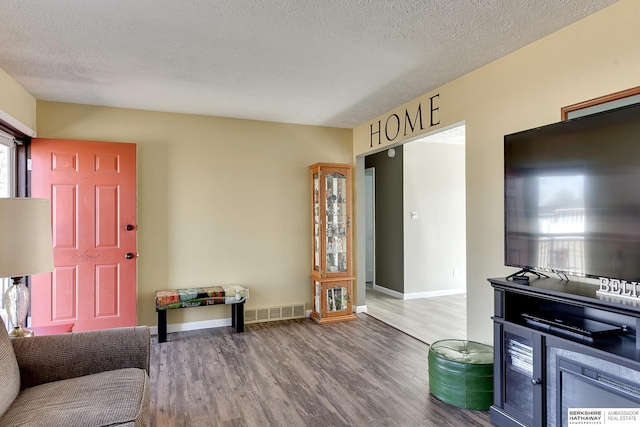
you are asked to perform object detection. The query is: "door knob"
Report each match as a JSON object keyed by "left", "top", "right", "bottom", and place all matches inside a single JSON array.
[
  {"left": 125, "top": 253, "right": 135, "bottom": 259},
  {"left": 126, "top": 224, "right": 135, "bottom": 231},
  {"left": 531, "top": 378, "right": 541, "bottom": 385}
]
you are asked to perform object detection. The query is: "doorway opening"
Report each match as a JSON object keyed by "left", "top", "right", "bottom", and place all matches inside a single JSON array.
[{"left": 357, "top": 123, "right": 467, "bottom": 344}]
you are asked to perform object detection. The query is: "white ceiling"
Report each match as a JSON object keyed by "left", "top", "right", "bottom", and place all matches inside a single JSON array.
[
  {"left": 418, "top": 123, "right": 466, "bottom": 145},
  {"left": 1, "top": 1, "right": 619, "bottom": 129}
]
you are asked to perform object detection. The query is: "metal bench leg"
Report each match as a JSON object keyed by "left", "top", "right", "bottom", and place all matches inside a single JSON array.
[
  {"left": 236, "top": 301, "right": 244, "bottom": 333},
  {"left": 231, "top": 304, "right": 236, "bottom": 328},
  {"left": 158, "top": 310, "right": 167, "bottom": 343}
]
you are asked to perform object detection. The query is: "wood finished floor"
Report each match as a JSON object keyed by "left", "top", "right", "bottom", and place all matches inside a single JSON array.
[
  {"left": 150, "top": 316, "right": 492, "bottom": 427},
  {"left": 364, "top": 288, "right": 467, "bottom": 345}
]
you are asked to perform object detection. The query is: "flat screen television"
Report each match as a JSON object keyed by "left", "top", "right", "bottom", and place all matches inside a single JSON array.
[{"left": 504, "top": 102, "right": 640, "bottom": 281}]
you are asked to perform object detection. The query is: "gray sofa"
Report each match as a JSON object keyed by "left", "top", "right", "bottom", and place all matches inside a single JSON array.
[{"left": 0, "top": 317, "right": 150, "bottom": 427}]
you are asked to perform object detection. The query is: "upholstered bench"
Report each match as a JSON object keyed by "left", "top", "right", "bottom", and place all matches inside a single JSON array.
[
  {"left": 428, "top": 339, "right": 494, "bottom": 411},
  {"left": 155, "top": 285, "right": 249, "bottom": 343}
]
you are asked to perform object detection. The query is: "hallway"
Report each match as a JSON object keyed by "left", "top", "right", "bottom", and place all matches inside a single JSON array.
[{"left": 364, "top": 287, "right": 467, "bottom": 345}]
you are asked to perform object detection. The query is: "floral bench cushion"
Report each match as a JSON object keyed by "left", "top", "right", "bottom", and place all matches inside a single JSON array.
[{"left": 155, "top": 285, "right": 249, "bottom": 311}]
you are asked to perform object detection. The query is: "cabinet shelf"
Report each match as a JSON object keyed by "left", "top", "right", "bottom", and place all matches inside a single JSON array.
[{"left": 498, "top": 281, "right": 640, "bottom": 362}]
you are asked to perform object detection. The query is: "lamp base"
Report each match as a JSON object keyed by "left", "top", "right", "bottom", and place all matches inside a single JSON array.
[
  {"left": 8, "top": 326, "right": 34, "bottom": 338},
  {"left": 4, "top": 276, "right": 33, "bottom": 339}
]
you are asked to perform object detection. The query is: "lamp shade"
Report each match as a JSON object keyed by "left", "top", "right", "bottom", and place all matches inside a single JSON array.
[{"left": 0, "top": 198, "right": 54, "bottom": 278}]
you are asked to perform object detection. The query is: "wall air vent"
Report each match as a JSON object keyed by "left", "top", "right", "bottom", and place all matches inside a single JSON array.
[
  {"left": 244, "top": 309, "right": 256, "bottom": 323},
  {"left": 293, "top": 305, "right": 305, "bottom": 317},
  {"left": 243, "top": 303, "right": 306, "bottom": 324},
  {"left": 282, "top": 306, "right": 293, "bottom": 318},
  {"left": 270, "top": 307, "right": 281, "bottom": 319},
  {"left": 257, "top": 308, "right": 269, "bottom": 321}
]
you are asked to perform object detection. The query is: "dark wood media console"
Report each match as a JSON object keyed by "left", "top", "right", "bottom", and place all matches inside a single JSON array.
[{"left": 489, "top": 276, "right": 640, "bottom": 427}]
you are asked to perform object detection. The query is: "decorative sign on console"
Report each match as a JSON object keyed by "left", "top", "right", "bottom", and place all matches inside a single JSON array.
[{"left": 597, "top": 277, "right": 640, "bottom": 300}]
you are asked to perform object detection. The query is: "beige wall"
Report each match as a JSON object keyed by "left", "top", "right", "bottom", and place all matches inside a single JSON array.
[
  {"left": 403, "top": 139, "right": 466, "bottom": 295},
  {"left": 3, "top": 0, "right": 639, "bottom": 342},
  {"left": 36, "top": 101, "right": 353, "bottom": 327},
  {"left": 354, "top": 0, "right": 640, "bottom": 344},
  {"left": 0, "top": 67, "right": 36, "bottom": 130}
]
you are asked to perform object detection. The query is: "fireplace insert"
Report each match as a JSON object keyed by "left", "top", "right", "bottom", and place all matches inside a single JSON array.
[{"left": 552, "top": 354, "right": 640, "bottom": 426}]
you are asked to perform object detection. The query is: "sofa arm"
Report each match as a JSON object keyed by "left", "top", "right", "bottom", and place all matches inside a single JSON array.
[{"left": 11, "top": 326, "right": 150, "bottom": 390}]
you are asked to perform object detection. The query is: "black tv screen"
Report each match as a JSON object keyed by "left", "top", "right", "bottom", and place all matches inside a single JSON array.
[{"left": 504, "top": 102, "right": 640, "bottom": 281}]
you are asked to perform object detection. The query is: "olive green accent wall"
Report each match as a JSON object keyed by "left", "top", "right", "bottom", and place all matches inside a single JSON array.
[{"left": 365, "top": 146, "right": 404, "bottom": 293}]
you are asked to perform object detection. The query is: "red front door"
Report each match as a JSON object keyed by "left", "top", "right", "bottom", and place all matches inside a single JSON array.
[{"left": 30, "top": 138, "right": 137, "bottom": 331}]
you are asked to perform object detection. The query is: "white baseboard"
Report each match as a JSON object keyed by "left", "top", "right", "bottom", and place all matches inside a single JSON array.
[
  {"left": 355, "top": 305, "right": 367, "bottom": 313},
  {"left": 372, "top": 284, "right": 466, "bottom": 300},
  {"left": 148, "top": 309, "right": 317, "bottom": 336},
  {"left": 149, "top": 317, "right": 231, "bottom": 336},
  {"left": 372, "top": 284, "right": 404, "bottom": 299},
  {"left": 404, "top": 288, "right": 466, "bottom": 300}
]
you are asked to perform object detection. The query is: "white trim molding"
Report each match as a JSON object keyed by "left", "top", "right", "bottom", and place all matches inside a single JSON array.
[
  {"left": 372, "top": 284, "right": 404, "bottom": 299},
  {"left": 354, "top": 305, "right": 367, "bottom": 313},
  {"left": 0, "top": 109, "right": 36, "bottom": 138},
  {"left": 404, "top": 288, "right": 466, "bottom": 300},
  {"left": 373, "top": 284, "right": 465, "bottom": 300},
  {"left": 150, "top": 310, "right": 314, "bottom": 336},
  {"left": 149, "top": 317, "right": 231, "bottom": 336}
]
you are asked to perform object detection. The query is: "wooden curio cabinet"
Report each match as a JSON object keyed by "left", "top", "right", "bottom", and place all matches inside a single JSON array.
[{"left": 309, "top": 163, "right": 356, "bottom": 324}]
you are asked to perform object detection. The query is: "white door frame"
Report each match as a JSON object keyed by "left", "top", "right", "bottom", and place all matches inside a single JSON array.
[{"left": 365, "top": 167, "right": 375, "bottom": 285}]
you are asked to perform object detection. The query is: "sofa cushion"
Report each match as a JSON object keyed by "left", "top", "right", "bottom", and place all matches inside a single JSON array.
[
  {"left": 0, "top": 368, "right": 149, "bottom": 427},
  {"left": 0, "top": 318, "right": 20, "bottom": 416}
]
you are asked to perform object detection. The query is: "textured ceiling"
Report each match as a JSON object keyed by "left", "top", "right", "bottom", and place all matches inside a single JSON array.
[{"left": 0, "top": 1, "right": 620, "bottom": 128}]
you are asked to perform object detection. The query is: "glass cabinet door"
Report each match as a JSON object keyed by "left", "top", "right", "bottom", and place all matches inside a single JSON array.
[
  {"left": 325, "top": 172, "right": 348, "bottom": 274},
  {"left": 326, "top": 285, "right": 348, "bottom": 313},
  {"left": 504, "top": 330, "right": 534, "bottom": 424},
  {"left": 314, "top": 280, "right": 352, "bottom": 319},
  {"left": 313, "top": 172, "right": 321, "bottom": 274},
  {"left": 501, "top": 324, "right": 543, "bottom": 427}
]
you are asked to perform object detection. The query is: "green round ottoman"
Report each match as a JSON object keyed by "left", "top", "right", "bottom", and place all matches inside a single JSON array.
[{"left": 428, "top": 339, "right": 494, "bottom": 411}]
